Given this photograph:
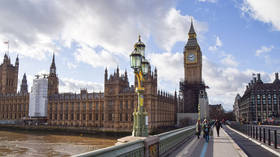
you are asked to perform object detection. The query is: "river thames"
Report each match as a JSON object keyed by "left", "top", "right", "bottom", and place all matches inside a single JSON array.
[{"left": 0, "top": 130, "right": 117, "bottom": 157}]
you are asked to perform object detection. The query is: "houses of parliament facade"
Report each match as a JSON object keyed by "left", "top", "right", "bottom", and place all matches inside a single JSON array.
[{"left": 0, "top": 38, "right": 178, "bottom": 132}]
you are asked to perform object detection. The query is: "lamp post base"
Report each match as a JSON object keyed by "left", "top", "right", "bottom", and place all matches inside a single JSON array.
[{"left": 132, "top": 109, "right": 148, "bottom": 137}]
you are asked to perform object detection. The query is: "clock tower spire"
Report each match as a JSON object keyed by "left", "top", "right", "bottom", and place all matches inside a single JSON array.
[{"left": 184, "top": 19, "right": 202, "bottom": 84}]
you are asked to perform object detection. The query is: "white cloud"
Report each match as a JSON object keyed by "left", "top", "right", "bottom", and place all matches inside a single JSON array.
[
  {"left": 241, "top": 0, "right": 280, "bottom": 31},
  {"left": 74, "top": 44, "right": 118, "bottom": 68},
  {"left": 148, "top": 52, "right": 183, "bottom": 84},
  {"left": 198, "top": 0, "right": 217, "bottom": 3},
  {"left": 255, "top": 45, "right": 274, "bottom": 56},
  {"left": 221, "top": 54, "right": 238, "bottom": 67},
  {"left": 202, "top": 57, "right": 273, "bottom": 110},
  {"left": 23, "top": 74, "right": 103, "bottom": 94},
  {"left": 66, "top": 62, "right": 77, "bottom": 70},
  {"left": 208, "top": 36, "right": 222, "bottom": 51},
  {"left": 59, "top": 77, "right": 103, "bottom": 93},
  {"left": 151, "top": 8, "right": 208, "bottom": 52},
  {"left": 0, "top": 0, "right": 207, "bottom": 61}
]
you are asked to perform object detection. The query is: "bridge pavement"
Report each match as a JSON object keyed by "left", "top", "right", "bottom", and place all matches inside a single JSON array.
[
  {"left": 171, "top": 126, "right": 246, "bottom": 157},
  {"left": 223, "top": 125, "right": 278, "bottom": 157}
]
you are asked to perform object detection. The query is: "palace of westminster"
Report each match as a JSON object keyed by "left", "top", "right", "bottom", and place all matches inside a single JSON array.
[{"left": 0, "top": 22, "right": 209, "bottom": 132}]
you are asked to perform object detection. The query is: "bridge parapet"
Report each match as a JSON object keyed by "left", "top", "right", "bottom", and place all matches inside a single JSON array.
[{"left": 73, "top": 125, "right": 195, "bottom": 157}]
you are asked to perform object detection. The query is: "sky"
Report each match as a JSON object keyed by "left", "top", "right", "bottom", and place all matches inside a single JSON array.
[{"left": 0, "top": 0, "right": 279, "bottom": 111}]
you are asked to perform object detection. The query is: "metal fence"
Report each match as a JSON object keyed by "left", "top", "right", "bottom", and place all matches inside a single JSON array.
[
  {"left": 230, "top": 123, "right": 280, "bottom": 149},
  {"left": 73, "top": 125, "right": 195, "bottom": 157}
]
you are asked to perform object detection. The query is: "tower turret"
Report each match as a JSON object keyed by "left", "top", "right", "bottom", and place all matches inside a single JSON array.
[
  {"left": 125, "top": 69, "right": 128, "bottom": 80},
  {"left": 15, "top": 55, "right": 19, "bottom": 68},
  {"left": 48, "top": 53, "right": 59, "bottom": 95},
  {"left": 20, "top": 73, "right": 28, "bottom": 94},
  {"left": 0, "top": 54, "right": 19, "bottom": 94},
  {"left": 105, "top": 67, "right": 108, "bottom": 82},
  {"left": 117, "top": 66, "right": 119, "bottom": 76},
  {"left": 50, "top": 53, "right": 56, "bottom": 75}
]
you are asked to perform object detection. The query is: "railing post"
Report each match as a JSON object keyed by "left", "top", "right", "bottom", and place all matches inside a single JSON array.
[
  {"left": 268, "top": 129, "right": 271, "bottom": 146},
  {"left": 263, "top": 128, "right": 266, "bottom": 143},
  {"left": 247, "top": 125, "right": 249, "bottom": 136},
  {"left": 256, "top": 126, "right": 258, "bottom": 139},
  {"left": 274, "top": 130, "right": 277, "bottom": 149},
  {"left": 251, "top": 126, "right": 253, "bottom": 138},
  {"left": 253, "top": 126, "right": 255, "bottom": 138},
  {"left": 259, "top": 127, "right": 262, "bottom": 141}
]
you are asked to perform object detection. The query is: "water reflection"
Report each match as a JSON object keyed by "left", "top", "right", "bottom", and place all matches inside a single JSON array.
[{"left": 0, "top": 130, "right": 117, "bottom": 157}]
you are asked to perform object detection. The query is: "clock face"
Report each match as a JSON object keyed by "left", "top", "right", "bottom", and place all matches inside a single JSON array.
[{"left": 187, "top": 53, "right": 196, "bottom": 62}]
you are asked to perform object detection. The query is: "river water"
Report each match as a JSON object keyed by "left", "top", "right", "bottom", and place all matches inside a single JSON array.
[{"left": 0, "top": 130, "right": 117, "bottom": 157}]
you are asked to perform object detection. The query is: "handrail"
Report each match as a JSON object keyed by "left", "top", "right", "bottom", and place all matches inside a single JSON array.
[
  {"left": 73, "top": 125, "right": 195, "bottom": 157},
  {"left": 73, "top": 139, "right": 145, "bottom": 157}
]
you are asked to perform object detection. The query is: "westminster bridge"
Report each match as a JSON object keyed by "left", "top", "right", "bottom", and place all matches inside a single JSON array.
[{"left": 73, "top": 123, "right": 280, "bottom": 157}]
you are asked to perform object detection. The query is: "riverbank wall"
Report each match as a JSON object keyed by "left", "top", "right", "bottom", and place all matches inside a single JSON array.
[{"left": 0, "top": 124, "right": 131, "bottom": 137}]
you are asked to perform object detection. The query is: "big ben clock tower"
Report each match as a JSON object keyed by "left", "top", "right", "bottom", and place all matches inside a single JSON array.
[
  {"left": 181, "top": 20, "right": 206, "bottom": 113},
  {"left": 184, "top": 20, "right": 202, "bottom": 83}
]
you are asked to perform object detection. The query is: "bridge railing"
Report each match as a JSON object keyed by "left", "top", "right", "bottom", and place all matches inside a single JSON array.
[
  {"left": 229, "top": 122, "right": 280, "bottom": 149},
  {"left": 73, "top": 138, "right": 145, "bottom": 157},
  {"left": 73, "top": 125, "right": 195, "bottom": 157},
  {"left": 157, "top": 125, "right": 195, "bottom": 156}
]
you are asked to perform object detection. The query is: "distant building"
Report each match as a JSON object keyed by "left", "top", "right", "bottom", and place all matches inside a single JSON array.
[
  {"left": 199, "top": 90, "right": 209, "bottom": 120},
  {"left": 239, "top": 73, "right": 280, "bottom": 123},
  {"left": 29, "top": 75, "right": 48, "bottom": 118},
  {"left": 209, "top": 104, "right": 224, "bottom": 120},
  {"left": 233, "top": 94, "right": 241, "bottom": 122}
]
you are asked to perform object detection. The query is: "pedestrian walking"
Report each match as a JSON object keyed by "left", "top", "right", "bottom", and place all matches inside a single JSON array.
[
  {"left": 195, "top": 119, "right": 201, "bottom": 139},
  {"left": 215, "top": 119, "right": 222, "bottom": 137},
  {"left": 202, "top": 119, "right": 210, "bottom": 142}
]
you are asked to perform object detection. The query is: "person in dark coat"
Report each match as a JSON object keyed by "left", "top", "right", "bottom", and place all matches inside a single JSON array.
[
  {"left": 202, "top": 119, "right": 210, "bottom": 142},
  {"left": 215, "top": 119, "right": 222, "bottom": 137},
  {"left": 196, "top": 119, "right": 201, "bottom": 139}
]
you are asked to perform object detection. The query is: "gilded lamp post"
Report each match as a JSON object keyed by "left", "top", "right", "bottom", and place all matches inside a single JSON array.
[{"left": 130, "top": 35, "right": 149, "bottom": 137}]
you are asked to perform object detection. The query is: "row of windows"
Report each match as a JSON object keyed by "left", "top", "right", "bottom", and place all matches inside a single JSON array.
[
  {"left": 49, "top": 113, "right": 131, "bottom": 122},
  {"left": 49, "top": 101, "right": 136, "bottom": 112},
  {"left": 49, "top": 102, "right": 104, "bottom": 112},
  {"left": 0, "top": 104, "right": 27, "bottom": 112},
  {"left": 252, "top": 89, "right": 280, "bottom": 94},
  {"left": 1, "top": 113, "right": 26, "bottom": 119}
]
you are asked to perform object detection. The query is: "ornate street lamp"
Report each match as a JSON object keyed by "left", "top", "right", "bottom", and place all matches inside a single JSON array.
[
  {"left": 141, "top": 58, "right": 149, "bottom": 75},
  {"left": 130, "top": 35, "right": 149, "bottom": 137}
]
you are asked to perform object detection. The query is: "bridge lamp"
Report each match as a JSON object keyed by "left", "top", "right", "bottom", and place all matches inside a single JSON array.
[
  {"left": 130, "top": 48, "right": 142, "bottom": 70},
  {"left": 141, "top": 58, "right": 149, "bottom": 75}
]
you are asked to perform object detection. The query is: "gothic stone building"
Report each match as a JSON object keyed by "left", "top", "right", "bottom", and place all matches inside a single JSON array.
[
  {"left": 239, "top": 73, "right": 280, "bottom": 123},
  {"left": 0, "top": 55, "right": 29, "bottom": 121},
  {"left": 0, "top": 38, "right": 178, "bottom": 132}
]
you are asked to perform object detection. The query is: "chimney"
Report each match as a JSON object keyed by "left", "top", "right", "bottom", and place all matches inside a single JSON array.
[
  {"left": 253, "top": 77, "right": 256, "bottom": 83},
  {"left": 257, "top": 73, "right": 261, "bottom": 81},
  {"left": 275, "top": 73, "right": 279, "bottom": 80}
]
